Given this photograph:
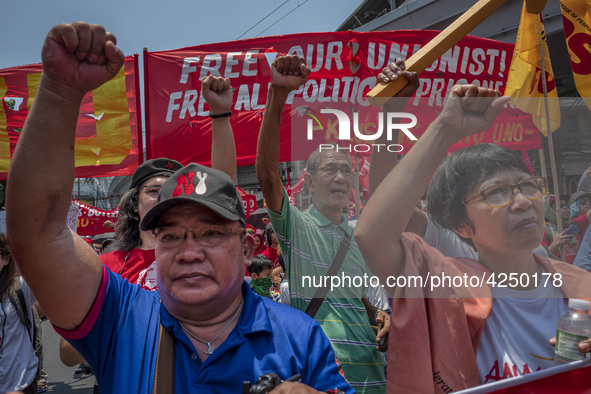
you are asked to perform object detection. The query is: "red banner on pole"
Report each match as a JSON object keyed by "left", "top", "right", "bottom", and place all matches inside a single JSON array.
[
  {"left": 0, "top": 56, "right": 142, "bottom": 180},
  {"left": 237, "top": 186, "right": 257, "bottom": 218},
  {"left": 74, "top": 200, "right": 119, "bottom": 237},
  {"left": 457, "top": 360, "right": 591, "bottom": 394},
  {"left": 144, "top": 30, "right": 542, "bottom": 166}
]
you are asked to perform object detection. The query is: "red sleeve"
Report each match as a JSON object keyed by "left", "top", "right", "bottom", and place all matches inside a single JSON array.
[
  {"left": 541, "top": 229, "right": 552, "bottom": 248},
  {"left": 100, "top": 250, "right": 124, "bottom": 274},
  {"left": 261, "top": 248, "right": 271, "bottom": 258},
  {"left": 573, "top": 214, "right": 590, "bottom": 238}
]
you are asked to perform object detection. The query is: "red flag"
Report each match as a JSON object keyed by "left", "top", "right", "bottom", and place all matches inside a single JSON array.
[
  {"left": 285, "top": 171, "right": 297, "bottom": 207},
  {"left": 458, "top": 360, "right": 591, "bottom": 394},
  {"left": 291, "top": 167, "right": 308, "bottom": 196},
  {"left": 236, "top": 186, "right": 257, "bottom": 218},
  {"left": 359, "top": 157, "right": 371, "bottom": 200},
  {"left": 0, "top": 57, "right": 142, "bottom": 180}
]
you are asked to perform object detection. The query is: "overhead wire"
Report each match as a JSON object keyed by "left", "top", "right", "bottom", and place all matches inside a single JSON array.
[
  {"left": 235, "top": 0, "right": 290, "bottom": 40},
  {"left": 256, "top": 0, "right": 311, "bottom": 37}
]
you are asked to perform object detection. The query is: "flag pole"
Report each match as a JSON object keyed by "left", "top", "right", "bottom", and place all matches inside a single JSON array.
[
  {"left": 538, "top": 149, "right": 547, "bottom": 178},
  {"left": 354, "top": 157, "right": 360, "bottom": 219},
  {"left": 539, "top": 28, "right": 564, "bottom": 258},
  {"left": 539, "top": 39, "right": 562, "bottom": 229}
]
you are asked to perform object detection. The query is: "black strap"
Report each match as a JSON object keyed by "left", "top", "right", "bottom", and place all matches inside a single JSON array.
[
  {"left": 8, "top": 278, "right": 41, "bottom": 380},
  {"left": 305, "top": 232, "right": 352, "bottom": 318},
  {"left": 8, "top": 280, "right": 33, "bottom": 342}
]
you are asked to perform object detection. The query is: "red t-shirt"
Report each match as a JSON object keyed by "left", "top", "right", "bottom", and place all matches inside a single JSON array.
[
  {"left": 261, "top": 246, "right": 280, "bottom": 269},
  {"left": 573, "top": 213, "right": 590, "bottom": 240},
  {"left": 100, "top": 248, "right": 155, "bottom": 285}
]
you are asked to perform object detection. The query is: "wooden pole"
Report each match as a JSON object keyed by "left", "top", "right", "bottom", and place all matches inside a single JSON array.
[
  {"left": 526, "top": 0, "right": 547, "bottom": 13},
  {"left": 354, "top": 157, "right": 360, "bottom": 219},
  {"left": 367, "top": 0, "right": 509, "bottom": 105},
  {"left": 538, "top": 149, "right": 547, "bottom": 179},
  {"left": 539, "top": 34, "right": 564, "bottom": 259}
]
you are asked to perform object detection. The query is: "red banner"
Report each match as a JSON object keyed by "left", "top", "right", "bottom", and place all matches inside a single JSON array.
[
  {"left": 74, "top": 200, "right": 119, "bottom": 237},
  {"left": 237, "top": 186, "right": 257, "bottom": 218},
  {"left": 144, "top": 30, "right": 541, "bottom": 166},
  {"left": 0, "top": 56, "right": 142, "bottom": 180},
  {"left": 457, "top": 360, "right": 591, "bottom": 394}
]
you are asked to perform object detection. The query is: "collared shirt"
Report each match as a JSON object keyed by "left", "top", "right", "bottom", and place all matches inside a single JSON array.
[
  {"left": 57, "top": 267, "right": 353, "bottom": 393},
  {"left": 268, "top": 190, "right": 386, "bottom": 393}
]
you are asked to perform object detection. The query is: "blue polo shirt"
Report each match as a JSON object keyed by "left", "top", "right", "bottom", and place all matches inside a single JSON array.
[{"left": 59, "top": 267, "right": 353, "bottom": 393}]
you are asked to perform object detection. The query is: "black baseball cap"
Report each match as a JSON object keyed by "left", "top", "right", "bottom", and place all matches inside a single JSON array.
[
  {"left": 570, "top": 191, "right": 591, "bottom": 206},
  {"left": 131, "top": 158, "right": 184, "bottom": 189},
  {"left": 139, "top": 163, "right": 245, "bottom": 231}
]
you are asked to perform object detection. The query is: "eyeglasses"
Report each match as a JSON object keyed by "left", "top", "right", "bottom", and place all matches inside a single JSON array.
[
  {"left": 316, "top": 164, "right": 354, "bottom": 177},
  {"left": 153, "top": 225, "right": 245, "bottom": 248},
  {"left": 464, "top": 176, "right": 547, "bottom": 208},
  {"left": 579, "top": 198, "right": 591, "bottom": 205}
]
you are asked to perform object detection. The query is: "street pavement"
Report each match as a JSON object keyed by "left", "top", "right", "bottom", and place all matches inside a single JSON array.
[{"left": 40, "top": 319, "right": 95, "bottom": 393}]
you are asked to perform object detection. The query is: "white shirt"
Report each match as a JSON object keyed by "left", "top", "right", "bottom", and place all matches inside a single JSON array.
[
  {"left": 476, "top": 283, "right": 567, "bottom": 384},
  {"left": 0, "top": 276, "right": 38, "bottom": 392}
]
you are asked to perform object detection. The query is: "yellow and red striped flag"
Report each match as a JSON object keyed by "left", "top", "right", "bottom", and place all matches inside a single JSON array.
[
  {"left": 560, "top": 0, "right": 591, "bottom": 112},
  {"left": 505, "top": 0, "right": 560, "bottom": 136}
]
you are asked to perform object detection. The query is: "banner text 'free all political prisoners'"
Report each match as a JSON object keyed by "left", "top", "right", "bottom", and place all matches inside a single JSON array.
[{"left": 144, "top": 30, "right": 542, "bottom": 166}]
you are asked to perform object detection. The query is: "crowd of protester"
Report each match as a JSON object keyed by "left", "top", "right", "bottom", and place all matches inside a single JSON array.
[{"left": 2, "top": 21, "right": 591, "bottom": 394}]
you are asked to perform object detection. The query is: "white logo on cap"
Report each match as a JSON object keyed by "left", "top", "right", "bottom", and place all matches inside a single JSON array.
[{"left": 195, "top": 172, "right": 208, "bottom": 195}]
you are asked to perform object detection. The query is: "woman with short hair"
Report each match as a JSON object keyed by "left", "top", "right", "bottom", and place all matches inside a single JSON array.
[
  {"left": 0, "top": 233, "right": 40, "bottom": 394},
  {"left": 354, "top": 84, "right": 591, "bottom": 392}
]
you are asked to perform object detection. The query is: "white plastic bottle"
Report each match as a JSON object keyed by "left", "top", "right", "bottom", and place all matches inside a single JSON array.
[{"left": 555, "top": 298, "right": 591, "bottom": 365}]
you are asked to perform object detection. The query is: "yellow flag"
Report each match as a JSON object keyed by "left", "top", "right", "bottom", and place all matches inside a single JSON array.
[
  {"left": 505, "top": 0, "right": 560, "bottom": 136},
  {"left": 560, "top": 0, "right": 591, "bottom": 112}
]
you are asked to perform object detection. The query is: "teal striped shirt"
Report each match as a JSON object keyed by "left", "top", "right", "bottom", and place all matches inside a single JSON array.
[{"left": 268, "top": 191, "right": 386, "bottom": 393}]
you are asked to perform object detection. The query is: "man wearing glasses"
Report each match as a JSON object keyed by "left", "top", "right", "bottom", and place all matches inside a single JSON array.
[
  {"left": 256, "top": 55, "right": 419, "bottom": 393},
  {"left": 6, "top": 22, "right": 352, "bottom": 393}
]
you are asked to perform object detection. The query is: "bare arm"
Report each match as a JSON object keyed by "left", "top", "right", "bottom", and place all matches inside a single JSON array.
[
  {"left": 361, "top": 297, "right": 390, "bottom": 351},
  {"left": 202, "top": 75, "right": 236, "bottom": 180},
  {"left": 354, "top": 86, "right": 509, "bottom": 285},
  {"left": 59, "top": 337, "right": 87, "bottom": 367},
  {"left": 272, "top": 266, "right": 284, "bottom": 276},
  {"left": 6, "top": 23, "right": 124, "bottom": 329},
  {"left": 256, "top": 55, "right": 310, "bottom": 213},
  {"left": 33, "top": 301, "right": 45, "bottom": 319},
  {"left": 368, "top": 61, "right": 419, "bottom": 197},
  {"left": 367, "top": 61, "right": 429, "bottom": 236}
]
